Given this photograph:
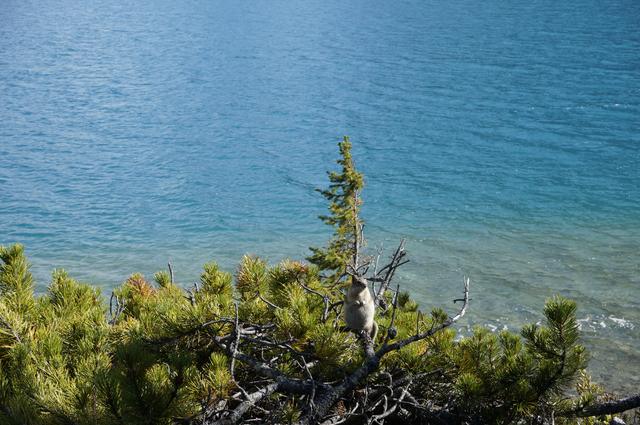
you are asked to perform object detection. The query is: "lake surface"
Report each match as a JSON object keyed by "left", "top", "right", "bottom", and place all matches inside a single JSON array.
[{"left": 1, "top": 0, "right": 638, "bottom": 392}]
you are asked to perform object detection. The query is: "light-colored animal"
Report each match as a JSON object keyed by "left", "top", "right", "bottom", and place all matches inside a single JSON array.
[{"left": 344, "top": 276, "right": 378, "bottom": 340}]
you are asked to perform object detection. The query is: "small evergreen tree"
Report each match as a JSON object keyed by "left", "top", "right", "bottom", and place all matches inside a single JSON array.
[{"left": 307, "top": 136, "right": 364, "bottom": 285}]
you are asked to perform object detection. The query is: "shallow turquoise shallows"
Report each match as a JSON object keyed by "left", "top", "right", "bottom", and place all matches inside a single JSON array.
[{"left": 1, "top": 0, "right": 638, "bottom": 391}]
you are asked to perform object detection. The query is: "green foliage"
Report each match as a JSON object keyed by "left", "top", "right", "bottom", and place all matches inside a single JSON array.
[
  {"left": 0, "top": 140, "right": 625, "bottom": 424},
  {"left": 0, "top": 244, "right": 35, "bottom": 315},
  {"left": 446, "top": 297, "right": 587, "bottom": 423},
  {"left": 0, "top": 248, "right": 602, "bottom": 425}
]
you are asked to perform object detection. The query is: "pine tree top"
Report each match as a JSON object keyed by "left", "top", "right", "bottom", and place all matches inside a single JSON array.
[{"left": 308, "top": 136, "right": 365, "bottom": 285}]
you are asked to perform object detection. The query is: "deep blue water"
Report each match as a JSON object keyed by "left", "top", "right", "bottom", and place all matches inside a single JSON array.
[{"left": 1, "top": 0, "right": 639, "bottom": 391}]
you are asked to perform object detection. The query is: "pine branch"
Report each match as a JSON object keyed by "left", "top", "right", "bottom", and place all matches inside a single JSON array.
[{"left": 0, "top": 314, "right": 21, "bottom": 344}]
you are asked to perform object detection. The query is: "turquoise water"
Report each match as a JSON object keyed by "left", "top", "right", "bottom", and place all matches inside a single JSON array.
[{"left": 1, "top": 0, "right": 638, "bottom": 391}]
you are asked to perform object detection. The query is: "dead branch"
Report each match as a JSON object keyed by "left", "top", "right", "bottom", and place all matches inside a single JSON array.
[
  {"left": 369, "top": 380, "right": 411, "bottom": 424},
  {"left": 240, "top": 335, "right": 315, "bottom": 358},
  {"left": 378, "top": 277, "right": 469, "bottom": 355},
  {"left": 562, "top": 393, "right": 640, "bottom": 418},
  {"left": 210, "top": 383, "right": 279, "bottom": 425},
  {"left": 229, "top": 303, "right": 250, "bottom": 400},
  {"left": 373, "top": 239, "right": 407, "bottom": 310},
  {"left": 212, "top": 333, "right": 321, "bottom": 397},
  {"left": 257, "top": 292, "right": 280, "bottom": 310},
  {"left": 108, "top": 292, "right": 124, "bottom": 325},
  {"left": 382, "top": 284, "right": 400, "bottom": 345},
  {"left": 295, "top": 278, "right": 333, "bottom": 323}
]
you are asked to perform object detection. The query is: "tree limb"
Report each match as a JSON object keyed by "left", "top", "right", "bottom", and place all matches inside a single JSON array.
[
  {"left": 210, "top": 383, "right": 279, "bottom": 425},
  {"left": 562, "top": 393, "right": 640, "bottom": 418},
  {"left": 373, "top": 240, "right": 407, "bottom": 310}
]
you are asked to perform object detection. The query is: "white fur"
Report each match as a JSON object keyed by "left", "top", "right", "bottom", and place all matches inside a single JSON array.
[{"left": 344, "top": 280, "right": 378, "bottom": 340}]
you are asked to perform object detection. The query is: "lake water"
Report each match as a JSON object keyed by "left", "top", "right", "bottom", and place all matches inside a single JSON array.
[{"left": 1, "top": 0, "right": 638, "bottom": 392}]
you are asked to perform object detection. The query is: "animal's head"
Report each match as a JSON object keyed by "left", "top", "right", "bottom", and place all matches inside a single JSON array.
[{"left": 351, "top": 275, "right": 368, "bottom": 288}]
